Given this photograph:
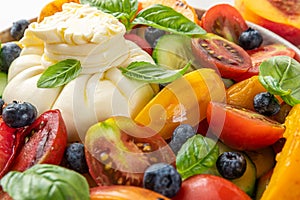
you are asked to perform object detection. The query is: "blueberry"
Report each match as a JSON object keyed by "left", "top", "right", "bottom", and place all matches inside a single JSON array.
[
  {"left": 253, "top": 92, "right": 280, "bottom": 116},
  {"left": 10, "top": 19, "right": 30, "bottom": 40},
  {"left": 2, "top": 101, "right": 37, "bottom": 128},
  {"left": 1, "top": 42, "right": 22, "bottom": 72},
  {"left": 65, "top": 142, "right": 88, "bottom": 174},
  {"left": 216, "top": 152, "right": 247, "bottom": 179},
  {"left": 238, "top": 27, "right": 263, "bottom": 50},
  {"left": 143, "top": 163, "right": 181, "bottom": 198},
  {"left": 169, "top": 124, "right": 196, "bottom": 155},
  {"left": 144, "top": 27, "right": 165, "bottom": 48}
]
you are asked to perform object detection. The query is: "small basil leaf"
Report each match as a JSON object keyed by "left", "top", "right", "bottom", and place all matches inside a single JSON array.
[
  {"left": 120, "top": 61, "right": 191, "bottom": 83},
  {"left": 37, "top": 59, "right": 81, "bottom": 88},
  {"left": 258, "top": 56, "right": 300, "bottom": 106},
  {"left": 132, "top": 4, "right": 206, "bottom": 37},
  {"left": 176, "top": 135, "right": 219, "bottom": 180},
  {"left": 81, "top": 0, "right": 138, "bottom": 29},
  {"left": 0, "top": 164, "right": 90, "bottom": 200}
]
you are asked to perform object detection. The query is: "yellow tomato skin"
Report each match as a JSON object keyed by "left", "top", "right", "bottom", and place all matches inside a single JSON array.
[
  {"left": 261, "top": 104, "right": 300, "bottom": 200},
  {"left": 134, "top": 68, "right": 226, "bottom": 139}
]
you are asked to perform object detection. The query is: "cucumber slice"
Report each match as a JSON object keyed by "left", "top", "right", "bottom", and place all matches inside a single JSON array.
[
  {"left": 217, "top": 141, "right": 256, "bottom": 197},
  {"left": 152, "top": 34, "right": 197, "bottom": 72},
  {"left": 0, "top": 72, "right": 7, "bottom": 97}
]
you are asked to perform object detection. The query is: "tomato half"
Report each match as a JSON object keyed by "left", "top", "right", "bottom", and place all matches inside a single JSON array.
[
  {"left": 10, "top": 109, "right": 68, "bottom": 171},
  {"left": 191, "top": 33, "right": 252, "bottom": 81},
  {"left": 206, "top": 101, "right": 285, "bottom": 150},
  {"left": 235, "top": 44, "right": 296, "bottom": 81},
  {"left": 201, "top": 4, "right": 248, "bottom": 44},
  {"left": 85, "top": 116, "right": 175, "bottom": 186},
  {"left": 90, "top": 185, "right": 170, "bottom": 200},
  {"left": 172, "top": 174, "right": 251, "bottom": 200}
]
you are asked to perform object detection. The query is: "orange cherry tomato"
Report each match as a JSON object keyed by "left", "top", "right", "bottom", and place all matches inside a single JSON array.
[
  {"left": 206, "top": 101, "right": 285, "bottom": 150},
  {"left": 172, "top": 174, "right": 251, "bottom": 200}
]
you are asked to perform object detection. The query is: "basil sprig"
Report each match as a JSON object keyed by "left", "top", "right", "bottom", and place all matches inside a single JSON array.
[
  {"left": 80, "top": 0, "right": 138, "bottom": 29},
  {"left": 0, "top": 164, "right": 90, "bottom": 200},
  {"left": 37, "top": 59, "right": 81, "bottom": 88},
  {"left": 120, "top": 61, "right": 190, "bottom": 83},
  {"left": 81, "top": 0, "right": 206, "bottom": 36},
  {"left": 258, "top": 56, "right": 300, "bottom": 106},
  {"left": 176, "top": 135, "right": 219, "bottom": 180}
]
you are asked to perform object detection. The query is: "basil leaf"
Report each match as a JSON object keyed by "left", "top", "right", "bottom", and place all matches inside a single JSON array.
[
  {"left": 132, "top": 4, "right": 206, "bottom": 37},
  {"left": 0, "top": 164, "right": 90, "bottom": 200},
  {"left": 258, "top": 56, "right": 300, "bottom": 106},
  {"left": 120, "top": 61, "right": 190, "bottom": 83},
  {"left": 81, "top": 0, "right": 138, "bottom": 29},
  {"left": 176, "top": 135, "right": 219, "bottom": 180},
  {"left": 37, "top": 59, "right": 81, "bottom": 88}
]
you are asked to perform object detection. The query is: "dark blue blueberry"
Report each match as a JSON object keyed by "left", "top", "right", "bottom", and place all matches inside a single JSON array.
[
  {"left": 169, "top": 124, "right": 196, "bottom": 155},
  {"left": 1, "top": 42, "right": 22, "bottom": 72},
  {"left": 144, "top": 27, "right": 165, "bottom": 48},
  {"left": 10, "top": 19, "right": 30, "bottom": 40},
  {"left": 216, "top": 152, "right": 247, "bottom": 179},
  {"left": 143, "top": 163, "right": 181, "bottom": 198},
  {"left": 238, "top": 27, "right": 263, "bottom": 50},
  {"left": 65, "top": 142, "right": 88, "bottom": 174},
  {"left": 2, "top": 101, "right": 37, "bottom": 128},
  {"left": 253, "top": 92, "right": 280, "bottom": 116}
]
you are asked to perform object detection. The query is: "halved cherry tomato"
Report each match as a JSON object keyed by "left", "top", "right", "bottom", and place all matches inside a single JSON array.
[
  {"left": 191, "top": 33, "right": 252, "bottom": 81},
  {"left": 10, "top": 109, "right": 68, "bottom": 172},
  {"left": 172, "top": 174, "right": 251, "bottom": 200},
  {"left": 206, "top": 101, "right": 285, "bottom": 150},
  {"left": 85, "top": 116, "right": 175, "bottom": 186},
  {"left": 235, "top": 44, "right": 296, "bottom": 81},
  {"left": 201, "top": 4, "right": 248, "bottom": 44},
  {"left": 90, "top": 185, "right": 170, "bottom": 200}
]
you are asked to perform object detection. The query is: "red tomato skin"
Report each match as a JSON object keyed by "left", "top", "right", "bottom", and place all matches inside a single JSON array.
[
  {"left": 124, "top": 33, "right": 153, "bottom": 55},
  {"left": 172, "top": 174, "right": 251, "bottom": 200},
  {"left": 206, "top": 102, "right": 285, "bottom": 150},
  {"left": 201, "top": 4, "right": 248, "bottom": 44}
]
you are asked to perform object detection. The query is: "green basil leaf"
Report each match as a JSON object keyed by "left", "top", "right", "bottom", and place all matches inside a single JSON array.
[
  {"left": 81, "top": 0, "right": 138, "bottom": 29},
  {"left": 176, "top": 135, "right": 219, "bottom": 180},
  {"left": 132, "top": 4, "right": 206, "bottom": 37},
  {"left": 120, "top": 61, "right": 191, "bottom": 83},
  {"left": 0, "top": 164, "right": 90, "bottom": 200},
  {"left": 258, "top": 56, "right": 300, "bottom": 106},
  {"left": 37, "top": 59, "right": 81, "bottom": 88}
]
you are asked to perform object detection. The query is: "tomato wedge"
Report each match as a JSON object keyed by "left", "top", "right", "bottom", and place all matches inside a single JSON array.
[
  {"left": 172, "top": 174, "right": 251, "bottom": 200},
  {"left": 206, "top": 101, "right": 285, "bottom": 150},
  {"left": 201, "top": 4, "right": 248, "bottom": 44},
  {"left": 235, "top": 44, "right": 296, "bottom": 81}
]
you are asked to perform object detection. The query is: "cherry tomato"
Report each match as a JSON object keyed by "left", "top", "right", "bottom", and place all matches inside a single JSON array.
[
  {"left": 206, "top": 101, "right": 285, "bottom": 150},
  {"left": 201, "top": 4, "right": 248, "bottom": 44},
  {"left": 90, "top": 185, "right": 170, "bottom": 200},
  {"left": 191, "top": 33, "right": 252, "bottom": 81},
  {"left": 10, "top": 109, "right": 68, "bottom": 171},
  {"left": 235, "top": 44, "right": 296, "bottom": 81},
  {"left": 172, "top": 174, "right": 251, "bottom": 200},
  {"left": 85, "top": 116, "right": 175, "bottom": 186}
]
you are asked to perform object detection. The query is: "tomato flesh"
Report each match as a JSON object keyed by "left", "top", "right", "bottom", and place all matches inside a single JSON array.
[
  {"left": 192, "top": 34, "right": 252, "bottom": 81},
  {"left": 201, "top": 4, "right": 248, "bottom": 44},
  {"left": 172, "top": 174, "right": 251, "bottom": 200},
  {"left": 206, "top": 101, "right": 285, "bottom": 150}
]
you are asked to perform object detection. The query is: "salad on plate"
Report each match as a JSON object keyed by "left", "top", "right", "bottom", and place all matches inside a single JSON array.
[{"left": 0, "top": 0, "right": 300, "bottom": 199}]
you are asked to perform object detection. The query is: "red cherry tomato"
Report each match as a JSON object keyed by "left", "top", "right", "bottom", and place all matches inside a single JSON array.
[
  {"left": 235, "top": 44, "right": 296, "bottom": 81},
  {"left": 201, "top": 4, "right": 248, "bottom": 44},
  {"left": 206, "top": 101, "right": 285, "bottom": 150},
  {"left": 124, "top": 33, "right": 153, "bottom": 55},
  {"left": 90, "top": 185, "right": 170, "bottom": 200},
  {"left": 10, "top": 109, "right": 68, "bottom": 171},
  {"left": 172, "top": 174, "right": 251, "bottom": 200}
]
